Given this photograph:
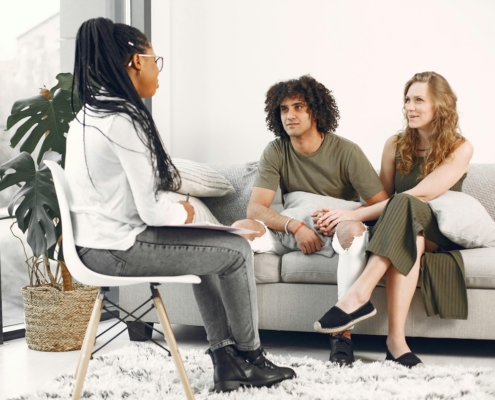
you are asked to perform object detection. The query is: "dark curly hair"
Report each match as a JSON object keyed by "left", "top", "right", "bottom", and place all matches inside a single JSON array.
[{"left": 264, "top": 75, "right": 340, "bottom": 140}]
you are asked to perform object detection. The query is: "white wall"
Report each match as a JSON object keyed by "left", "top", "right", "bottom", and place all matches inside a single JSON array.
[{"left": 152, "top": 0, "right": 495, "bottom": 167}]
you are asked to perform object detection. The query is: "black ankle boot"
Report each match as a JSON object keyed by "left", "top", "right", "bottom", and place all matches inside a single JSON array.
[
  {"left": 329, "top": 334, "right": 355, "bottom": 366},
  {"left": 207, "top": 345, "right": 286, "bottom": 392},
  {"left": 238, "top": 347, "right": 296, "bottom": 380}
]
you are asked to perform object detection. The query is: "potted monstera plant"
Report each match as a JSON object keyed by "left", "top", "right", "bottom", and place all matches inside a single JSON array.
[{"left": 0, "top": 73, "right": 98, "bottom": 352}]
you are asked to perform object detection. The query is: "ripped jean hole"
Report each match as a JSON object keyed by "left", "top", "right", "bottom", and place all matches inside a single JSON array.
[{"left": 333, "top": 221, "right": 368, "bottom": 254}]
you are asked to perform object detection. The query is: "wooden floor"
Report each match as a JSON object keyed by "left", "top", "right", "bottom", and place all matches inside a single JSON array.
[{"left": 1, "top": 320, "right": 495, "bottom": 399}]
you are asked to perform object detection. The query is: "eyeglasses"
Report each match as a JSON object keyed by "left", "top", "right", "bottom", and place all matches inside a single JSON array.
[{"left": 128, "top": 54, "right": 164, "bottom": 72}]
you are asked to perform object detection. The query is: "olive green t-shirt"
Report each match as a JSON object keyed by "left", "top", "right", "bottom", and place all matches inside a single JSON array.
[{"left": 254, "top": 134, "right": 383, "bottom": 202}]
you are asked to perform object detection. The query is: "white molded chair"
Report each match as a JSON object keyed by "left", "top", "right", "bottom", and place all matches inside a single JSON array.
[{"left": 45, "top": 160, "right": 200, "bottom": 400}]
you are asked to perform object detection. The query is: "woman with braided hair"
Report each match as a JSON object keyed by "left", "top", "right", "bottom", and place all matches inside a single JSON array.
[{"left": 66, "top": 17, "right": 295, "bottom": 392}]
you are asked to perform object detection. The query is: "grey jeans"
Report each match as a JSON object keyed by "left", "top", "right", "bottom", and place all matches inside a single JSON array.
[{"left": 77, "top": 226, "right": 260, "bottom": 352}]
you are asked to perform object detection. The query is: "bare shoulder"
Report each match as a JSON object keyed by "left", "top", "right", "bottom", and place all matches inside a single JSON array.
[
  {"left": 447, "top": 138, "right": 474, "bottom": 166},
  {"left": 384, "top": 134, "right": 399, "bottom": 148},
  {"left": 455, "top": 138, "right": 474, "bottom": 159},
  {"left": 382, "top": 134, "right": 399, "bottom": 157}
]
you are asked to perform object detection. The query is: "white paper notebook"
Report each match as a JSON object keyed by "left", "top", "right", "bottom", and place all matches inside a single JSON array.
[{"left": 164, "top": 222, "right": 257, "bottom": 235}]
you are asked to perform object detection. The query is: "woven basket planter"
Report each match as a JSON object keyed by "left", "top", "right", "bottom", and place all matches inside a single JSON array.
[{"left": 21, "top": 283, "right": 99, "bottom": 352}]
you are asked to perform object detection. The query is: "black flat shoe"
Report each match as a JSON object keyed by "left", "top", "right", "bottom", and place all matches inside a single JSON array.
[
  {"left": 329, "top": 334, "right": 355, "bottom": 366},
  {"left": 386, "top": 349, "right": 424, "bottom": 368},
  {"left": 314, "top": 301, "right": 377, "bottom": 333}
]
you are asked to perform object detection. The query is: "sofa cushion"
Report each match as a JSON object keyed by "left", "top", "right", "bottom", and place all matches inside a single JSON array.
[
  {"left": 462, "top": 163, "right": 495, "bottom": 221},
  {"left": 173, "top": 158, "right": 235, "bottom": 197},
  {"left": 254, "top": 253, "right": 282, "bottom": 283},
  {"left": 461, "top": 248, "right": 495, "bottom": 289},
  {"left": 280, "top": 251, "right": 339, "bottom": 283},
  {"left": 277, "top": 247, "right": 495, "bottom": 289},
  {"left": 203, "top": 162, "right": 284, "bottom": 224},
  {"left": 202, "top": 162, "right": 258, "bottom": 225},
  {"left": 428, "top": 190, "right": 495, "bottom": 249},
  {"left": 284, "top": 191, "right": 362, "bottom": 210}
]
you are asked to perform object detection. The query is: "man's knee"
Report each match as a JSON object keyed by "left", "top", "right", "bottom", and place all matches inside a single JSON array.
[
  {"left": 232, "top": 219, "right": 265, "bottom": 241},
  {"left": 336, "top": 221, "right": 366, "bottom": 250}
]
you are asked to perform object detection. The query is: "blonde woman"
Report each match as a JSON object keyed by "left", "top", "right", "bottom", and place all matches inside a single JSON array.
[{"left": 314, "top": 71, "right": 474, "bottom": 367}]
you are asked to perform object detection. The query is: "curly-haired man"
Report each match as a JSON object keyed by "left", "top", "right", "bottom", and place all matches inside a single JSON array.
[{"left": 233, "top": 75, "right": 388, "bottom": 365}]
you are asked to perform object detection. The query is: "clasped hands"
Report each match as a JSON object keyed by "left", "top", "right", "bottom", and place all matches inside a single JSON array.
[
  {"left": 291, "top": 207, "right": 354, "bottom": 255},
  {"left": 312, "top": 207, "right": 356, "bottom": 236}
]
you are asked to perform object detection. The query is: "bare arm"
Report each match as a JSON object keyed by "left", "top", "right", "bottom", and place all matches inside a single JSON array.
[
  {"left": 247, "top": 187, "right": 324, "bottom": 254},
  {"left": 379, "top": 134, "right": 398, "bottom": 197},
  {"left": 313, "top": 137, "right": 396, "bottom": 234},
  {"left": 247, "top": 187, "right": 287, "bottom": 231},
  {"left": 349, "top": 134, "right": 397, "bottom": 222},
  {"left": 314, "top": 136, "right": 473, "bottom": 235},
  {"left": 333, "top": 137, "right": 473, "bottom": 221},
  {"left": 404, "top": 139, "right": 474, "bottom": 201},
  {"left": 355, "top": 139, "right": 473, "bottom": 222}
]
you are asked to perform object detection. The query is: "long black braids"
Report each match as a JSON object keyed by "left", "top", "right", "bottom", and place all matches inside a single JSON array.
[{"left": 71, "top": 17, "right": 181, "bottom": 195}]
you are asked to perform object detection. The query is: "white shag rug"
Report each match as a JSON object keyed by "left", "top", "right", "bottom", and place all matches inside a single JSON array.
[{"left": 11, "top": 342, "right": 495, "bottom": 400}]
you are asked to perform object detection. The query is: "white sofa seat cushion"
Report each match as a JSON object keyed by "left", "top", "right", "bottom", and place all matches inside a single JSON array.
[
  {"left": 276, "top": 247, "right": 495, "bottom": 290},
  {"left": 461, "top": 248, "right": 495, "bottom": 289},
  {"left": 253, "top": 253, "right": 282, "bottom": 284},
  {"left": 280, "top": 252, "right": 339, "bottom": 284}
]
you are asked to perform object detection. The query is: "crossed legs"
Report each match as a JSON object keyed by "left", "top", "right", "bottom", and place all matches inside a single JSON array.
[{"left": 335, "top": 233, "right": 427, "bottom": 358}]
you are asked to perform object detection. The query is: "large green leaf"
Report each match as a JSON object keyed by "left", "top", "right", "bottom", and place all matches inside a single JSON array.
[
  {"left": 0, "top": 151, "right": 62, "bottom": 257},
  {"left": 5, "top": 73, "right": 81, "bottom": 165}
]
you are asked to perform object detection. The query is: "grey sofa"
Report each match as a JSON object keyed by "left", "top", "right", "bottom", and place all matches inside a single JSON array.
[{"left": 120, "top": 162, "right": 495, "bottom": 340}]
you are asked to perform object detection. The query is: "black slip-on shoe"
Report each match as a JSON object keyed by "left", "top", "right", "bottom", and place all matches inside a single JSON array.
[
  {"left": 386, "top": 349, "right": 424, "bottom": 368},
  {"left": 329, "top": 334, "right": 355, "bottom": 366},
  {"left": 314, "top": 301, "right": 377, "bottom": 333}
]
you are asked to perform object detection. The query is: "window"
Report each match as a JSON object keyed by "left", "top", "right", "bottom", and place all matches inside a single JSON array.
[
  {"left": 0, "top": 0, "right": 151, "bottom": 339},
  {"left": 0, "top": 0, "right": 60, "bottom": 335}
]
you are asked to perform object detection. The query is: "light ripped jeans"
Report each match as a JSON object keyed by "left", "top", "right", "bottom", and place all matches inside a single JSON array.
[
  {"left": 77, "top": 226, "right": 260, "bottom": 352},
  {"left": 332, "top": 222, "right": 369, "bottom": 301},
  {"left": 250, "top": 220, "right": 369, "bottom": 303}
]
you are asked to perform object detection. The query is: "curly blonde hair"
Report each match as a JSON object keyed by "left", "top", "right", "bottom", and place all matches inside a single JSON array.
[{"left": 396, "top": 71, "right": 465, "bottom": 178}]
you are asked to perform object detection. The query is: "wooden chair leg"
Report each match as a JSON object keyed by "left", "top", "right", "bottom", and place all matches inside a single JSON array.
[
  {"left": 72, "top": 294, "right": 104, "bottom": 400},
  {"left": 152, "top": 289, "right": 195, "bottom": 400}
]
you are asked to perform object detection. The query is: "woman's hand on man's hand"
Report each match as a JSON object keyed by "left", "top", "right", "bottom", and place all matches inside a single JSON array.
[{"left": 312, "top": 208, "right": 356, "bottom": 236}]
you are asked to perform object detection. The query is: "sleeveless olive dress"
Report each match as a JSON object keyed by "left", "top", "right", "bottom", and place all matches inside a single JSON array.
[{"left": 367, "top": 157, "right": 468, "bottom": 319}]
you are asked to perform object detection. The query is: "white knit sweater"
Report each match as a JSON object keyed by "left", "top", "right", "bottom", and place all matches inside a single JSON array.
[{"left": 65, "top": 108, "right": 187, "bottom": 250}]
